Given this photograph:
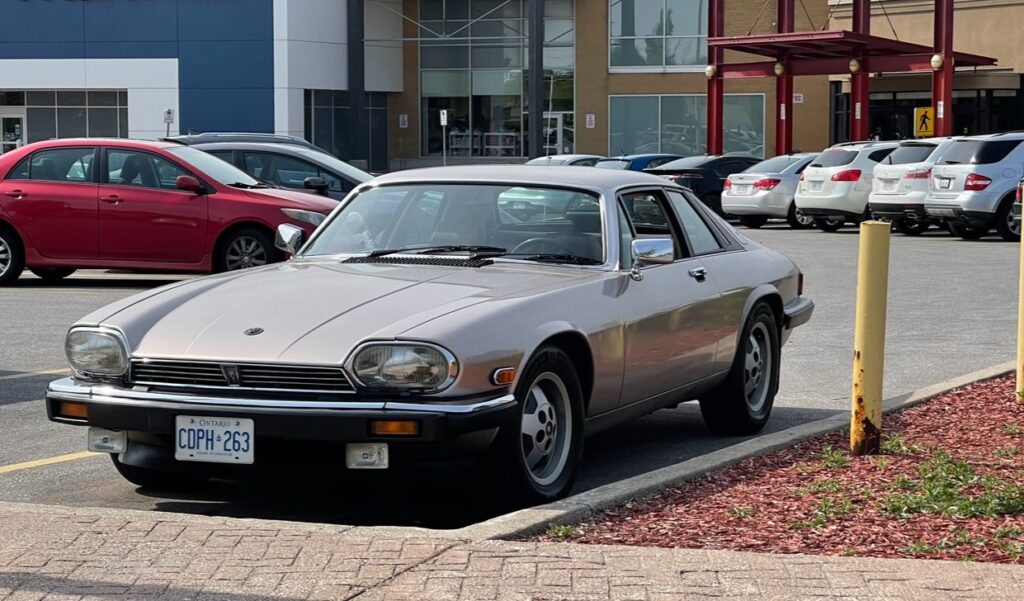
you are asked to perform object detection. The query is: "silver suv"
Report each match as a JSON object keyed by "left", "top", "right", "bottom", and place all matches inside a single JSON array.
[{"left": 925, "top": 133, "right": 1024, "bottom": 241}]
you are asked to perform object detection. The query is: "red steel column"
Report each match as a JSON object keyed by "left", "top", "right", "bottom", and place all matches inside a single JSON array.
[
  {"left": 707, "top": 0, "right": 724, "bottom": 155},
  {"left": 775, "top": 0, "right": 795, "bottom": 155},
  {"left": 932, "top": 0, "right": 954, "bottom": 136},
  {"left": 849, "top": 0, "right": 871, "bottom": 141}
]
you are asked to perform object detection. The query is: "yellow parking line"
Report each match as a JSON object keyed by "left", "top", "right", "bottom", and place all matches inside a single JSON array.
[
  {"left": 0, "top": 368, "right": 70, "bottom": 381},
  {"left": 0, "top": 451, "right": 100, "bottom": 475}
]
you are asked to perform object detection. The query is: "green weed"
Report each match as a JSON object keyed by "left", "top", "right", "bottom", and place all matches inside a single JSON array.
[
  {"left": 818, "top": 446, "right": 850, "bottom": 469},
  {"left": 728, "top": 507, "right": 755, "bottom": 519},
  {"left": 545, "top": 524, "right": 582, "bottom": 540}
]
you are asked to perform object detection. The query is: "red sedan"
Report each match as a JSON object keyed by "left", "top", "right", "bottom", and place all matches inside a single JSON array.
[{"left": 0, "top": 138, "right": 338, "bottom": 285}]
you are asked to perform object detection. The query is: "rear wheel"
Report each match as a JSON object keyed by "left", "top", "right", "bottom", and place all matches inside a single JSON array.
[
  {"left": 739, "top": 215, "right": 769, "bottom": 229},
  {"left": 0, "top": 225, "right": 25, "bottom": 286},
  {"left": 786, "top": 203, "right": 814, "bottom": 229},
  {"left": 949, "top": 222, "right": 989, "bottom": 240},
  {"left": 214, "top": 227, "right": 282, "bottom": 273},
  {"left": 111, "top": 454, "right": 208, "bottom": 491},
  {"left": 30, "top": 267, "right": 76, "bottom": 282},
  {"left": 814, "top": 217, "right": 845, "bottom": 232},
  {"left": 699, "top": 303, "right": 780, "bottom": 436},
  {"left": 995, "top": 197, "right": 1020, "bottom": 242}
]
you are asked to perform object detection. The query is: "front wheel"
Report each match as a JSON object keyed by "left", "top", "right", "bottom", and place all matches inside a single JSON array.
[
  {"left": 814, "top": 217, "right": 845, "bottom": 232},
  {"left": 214, "top": 228, "right": 282, "bottom": 273},
  {"left": 0, "top": 226, "right": 25, "bottom": 286},
  {"left": 111, "top": 454, "right": 208, "bottom": 491},
  {"left": 494, "top": 346, "right": 584, "bottom": 503},
  {"left": 699, "top": 303, "right": 780, "bottom": 436},
  {"left": 739, "top": 215, "right": 769, "bottom": 229},
  {"left": 786, "top": 203, "right": 814, "bottom": 229},
  {"left": 949, "top": 222, "right": 988, "bottom": 240},
  {"left": 30, "top": 267, "right": 76, "bottom": 282}
]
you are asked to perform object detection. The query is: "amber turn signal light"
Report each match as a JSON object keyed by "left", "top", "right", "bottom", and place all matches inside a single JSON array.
[
  {"left": 492, "top": 367, "right": 516, "bottom": 386},
  {"left": 370, "top": 420, "right": 419, "bottom": 436},
  {"left": 59, "top": 402, "right": 89, "bottom": 420}
]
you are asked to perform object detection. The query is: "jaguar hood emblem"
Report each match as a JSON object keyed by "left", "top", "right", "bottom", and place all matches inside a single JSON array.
[{"left": 243, "top": 328, "right": 264, "bottom": 336}]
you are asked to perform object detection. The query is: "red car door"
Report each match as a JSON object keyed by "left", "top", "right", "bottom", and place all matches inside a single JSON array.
[
  {"left": 0, "top": 146, "right": 98, "bottom": 259},
  {"left": 97, "top": 147, "right": 208, "bottom": 263}
]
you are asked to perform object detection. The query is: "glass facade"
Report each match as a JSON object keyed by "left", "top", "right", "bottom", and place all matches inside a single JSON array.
[
  {"left": 304, "top": 90, "right": 388, "bottom": 171},
  {"left": 610, "top": 0, "right": 707, "bottom": 69},
  {"left": 0, "top": 90, "right": 128, "bottom": 143},
  {"left": 609, "top": 94, "right": 765, "bottom": 157},
  {"left": 419, "top": 0, "right": 575, "bottom": 157}
]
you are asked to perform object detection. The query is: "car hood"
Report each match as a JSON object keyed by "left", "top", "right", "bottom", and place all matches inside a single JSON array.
[
  {"left": 102, "top": 260, "right": 597, "bottom": 365},
  {"left": 240, "top": 187, "right": 338, "bottom": 213}
]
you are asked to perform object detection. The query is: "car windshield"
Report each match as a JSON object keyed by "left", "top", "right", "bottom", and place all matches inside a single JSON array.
[
  {"left": 166, "top": 146, "right": 261, "bottom": 187},
  {"left": 882, "top": 144, "right": 937, "bottom": 165},
  {"left": 594, "top": 159, "right": 630, "bottom": 169},
  {"left": 811, "top": 149, "right": 857, "bottom": 167},
  {"left": 302, "top": 184, "right": 605, "bottom": 264},
  {"left": 654, "top": 156, "right": 709, "bottom": 170},
  {"left": 294, "top": 147, "right": 372, "bottom": 183},
  {"left": 940, "top": 139, "right": 1022, "bottom": 165},
  {"left": 745, "top": 156, "right": 801, "bottom": 173}
]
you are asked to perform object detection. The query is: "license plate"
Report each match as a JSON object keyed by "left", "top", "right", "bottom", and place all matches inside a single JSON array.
[
  {"left": 175, "top": 416, "right": 254, "bottom": 464},
  {"left": 881, "top": 180, "right": 898, "bottom": 192},
  {"left": 808, "top": 181, "right": 823, "bottom": 192},
  {"left": 939, "top": 178, "right": 952, "bottom": 189},
  {"left": 733, "top": 184, "right": 752, "bottom": 195},
  {"left": 931, "top": 208, "right": 956, "bottom": 217}
]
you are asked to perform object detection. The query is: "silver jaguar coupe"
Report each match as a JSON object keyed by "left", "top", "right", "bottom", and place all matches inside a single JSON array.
[{"left": 46, "top": 165, "right": 812, "bottom": 502}]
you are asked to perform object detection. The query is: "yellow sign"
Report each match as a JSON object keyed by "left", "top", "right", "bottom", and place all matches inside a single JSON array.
[{"left": 914, "top": 107, "right": 934, "bottom": 137}]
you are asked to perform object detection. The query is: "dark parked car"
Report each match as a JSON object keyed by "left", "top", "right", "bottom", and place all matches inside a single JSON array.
[
  {"left": 594, "top": 154, "right": 683, "bottom": 172},
  {"left": 645, "top": 154, "right": 761, "bottom": 215},
  {"left": 188, "top": 142, "right": 372, "bottom": 201}
]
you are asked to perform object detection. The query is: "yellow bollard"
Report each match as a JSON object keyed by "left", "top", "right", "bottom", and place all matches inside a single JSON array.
[
  {"left": 1017, "top": 225, "right": 1024, "bottom": 396},
  {"left": 850, "top": 221, "right": 891, "bottom": 456}
]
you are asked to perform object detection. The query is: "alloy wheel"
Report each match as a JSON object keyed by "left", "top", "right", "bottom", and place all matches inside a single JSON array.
[
  {"left": 225, "top": 236, "right": 268, "bottom": 271},
  {"left": 520, "top": 372, "right": 572, "bottom": 486},
  {"left": 0, "top": 237, "right": 9, "bottom": 278},
  {"left": 1008, "top": 208, "right": 1021, "bottom": 237},
  {"left": 796, "top": 209, "right": 814, "bottom": 227},
  {"left": 744, "top": 322, "right": 773, "bottom": 413}
]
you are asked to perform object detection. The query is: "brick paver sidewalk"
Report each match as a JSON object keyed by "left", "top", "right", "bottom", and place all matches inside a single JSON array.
[{"left": 1, "top": 502, "right": 1022, "bottom": 600}]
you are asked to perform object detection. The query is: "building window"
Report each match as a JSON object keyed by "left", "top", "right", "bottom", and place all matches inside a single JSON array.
[
  {"left": 609, "top": 94, "right": 764, "bottom": 157},
  {"left": 303, "top": 90, "right": 389, "bottom": 171},
  {"left": 0, "top": 89, "right": 129, "bottom": 143},
  {"left": 418, "top": 0, "right": 575, "bottom": 157},
  {"left": 609, "top": 0, "right": 707, "bottom": 70}
]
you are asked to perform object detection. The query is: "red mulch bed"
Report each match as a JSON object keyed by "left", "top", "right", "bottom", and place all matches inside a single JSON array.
[{"left": 543, "top": 374, "right": 1024, "bottom": 563}]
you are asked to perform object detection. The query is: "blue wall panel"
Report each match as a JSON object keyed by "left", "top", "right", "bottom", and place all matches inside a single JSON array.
[{"left": 0, "top": 0, "right": 276, "bottom": 133}]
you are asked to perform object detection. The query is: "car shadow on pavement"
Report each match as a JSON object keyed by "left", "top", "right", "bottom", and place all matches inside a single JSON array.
[{"left": 121, "top": 405, "right": 842, "bottom": 530}]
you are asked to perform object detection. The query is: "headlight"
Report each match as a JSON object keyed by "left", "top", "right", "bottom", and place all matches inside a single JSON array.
[
  {"left": 282, "top": 208, "right": 326, "bottom": 227},
  {"left": 65, "top": 328, "right": 128, "bottom": 378},
  {"left": 351, "top": 343, "right": 457, "bottom": 391}
]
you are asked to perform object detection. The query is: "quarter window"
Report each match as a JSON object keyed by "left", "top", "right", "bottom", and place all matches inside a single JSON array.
[
  {"left": 107, "top": 149, "right": 187, "bottom": 190},
  {"left": 667, "top": 190, "right": 722, "bottom": 255},
  {"left": 867, "top": 148, "right": 895, "bottom": 163},
  {"left": 8, "top": 147, "right": 95, "bottom": 182}
]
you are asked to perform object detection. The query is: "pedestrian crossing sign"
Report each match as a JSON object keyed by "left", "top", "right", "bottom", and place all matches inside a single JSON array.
[{"left": 914, "top": 107, "right": 934, "bottom": 137}]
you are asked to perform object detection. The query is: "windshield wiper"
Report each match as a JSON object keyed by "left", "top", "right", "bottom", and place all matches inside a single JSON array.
[
  {"left": 363, "top": 245, "right": 507, "bottom": 259},
  {"left": 498, "top": 253, "right": 602, "bottom": 265}
]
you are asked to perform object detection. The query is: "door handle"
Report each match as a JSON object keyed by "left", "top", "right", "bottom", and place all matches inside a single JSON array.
[
  {"left": 688, "top": 267, "right": 709, "bottom": 282},
  {"left": 4, "top": 189, "right": 25, "bottom": 198},
  {"left": 100, "top": 195, "right": 122, "bottom": 205}
]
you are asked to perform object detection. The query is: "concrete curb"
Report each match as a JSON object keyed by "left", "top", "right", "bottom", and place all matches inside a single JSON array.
[{"left": 455, "top": 360, "right": 1016, "bottom": 541}]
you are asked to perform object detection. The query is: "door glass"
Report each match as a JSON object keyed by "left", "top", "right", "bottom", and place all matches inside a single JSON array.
[
  {"left": 620, "top": 191, "right": 683, "bottom": 258},
  {"left": 107, "top": 149, "right": 187, "bottom": 190},
  {"left": 243, "top": 152, "right": 318, "bottom": 188},
  {"left": 666, "top": 190, "right": 722, "bottom": 256},
  {"left": 11, "top": 147, "right": 95, "bottom": 182},
  {"left": 1, "top": 117, "right": 24, "bottom": 154}
]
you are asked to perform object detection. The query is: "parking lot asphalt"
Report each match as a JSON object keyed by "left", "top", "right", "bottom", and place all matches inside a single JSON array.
[{"left": 0, "top": 224, "right": 1017, "bottom": 529}]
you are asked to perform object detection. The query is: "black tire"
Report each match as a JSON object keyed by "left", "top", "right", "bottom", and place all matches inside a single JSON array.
[
  {"left": 494, "top": 346, "right": 584, "bottom": 503},
  {"left": 949, "top": 222, "right": 988, "bottom": 240},
  {"left": 701, "top": 193, "right": 724, "bottom": 216},
  {"left": 111, "top": 454, "right": 208, "bottom": 491},
  {"left": 893, "top": 219, "right": 928, "bottom": 236},
  {"left": 786, "top": 203, "right": 814, "bottom": 229},
  {"left": 0, "top": 225, "right": 25, "bottom": 286},
  {"left": 214, "top": 227, "right": 282, "bottom": 273},
  {"left": 699, "top": 303, "right": 780, "bottom": 436},
  {"left": 995, "top": 196, "right": 1020, "bottom": 242},
  {"left": 813, "top": 217, "right": 845, "bottom": 232},
  {"left": 29, "top": 267, "right": 76, "bottom": 282},
  {"left": 739, "top": 215, "right": 769, "bottom": 229}
]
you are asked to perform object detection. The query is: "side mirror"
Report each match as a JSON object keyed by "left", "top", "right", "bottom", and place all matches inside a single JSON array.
[
  {"left": 632, "top": 238, "right": 675, "bottom": 265},
  {"left": 304, "top": 176, "right": 329, "bottom": 196},
  {"left": 175, "top": 175, "right": 204, "bottom": 194},
  {"left": 275, "top": 223, "right": 306, "bottom": 255}
]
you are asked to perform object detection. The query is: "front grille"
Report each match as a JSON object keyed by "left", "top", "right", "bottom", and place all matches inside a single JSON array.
[{"left": 130, "top": 360, "right": 354, "bottom": 394}]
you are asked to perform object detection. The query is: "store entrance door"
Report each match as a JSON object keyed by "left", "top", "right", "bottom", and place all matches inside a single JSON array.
[{"left": 0, "top": 109, "right": 26, "bottom": 155}]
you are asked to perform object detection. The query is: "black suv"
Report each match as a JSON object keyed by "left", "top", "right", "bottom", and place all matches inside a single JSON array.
[{"left": 645, "top": 154, "right": 761, "bottom": 215}]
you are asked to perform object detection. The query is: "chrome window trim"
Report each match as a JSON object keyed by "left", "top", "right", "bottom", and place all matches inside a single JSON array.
[{"left": 129, "top": 357, "right": 357, "bottom": 395}]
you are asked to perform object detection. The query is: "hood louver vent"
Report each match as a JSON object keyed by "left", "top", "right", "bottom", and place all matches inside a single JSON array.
[{"left": 342, "top": 256, "right": 494, "bottom": 268}]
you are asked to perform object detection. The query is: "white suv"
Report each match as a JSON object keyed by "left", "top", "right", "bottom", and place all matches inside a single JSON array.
[
  {"left": 925, "top": 133, "right": 1024, "bottom": 241},
  {"left": 868, "top": 138, "right": 958, "bottom": 235},
  {"left": 795, "top": 141, "right": 899, "bottom": 231}
]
